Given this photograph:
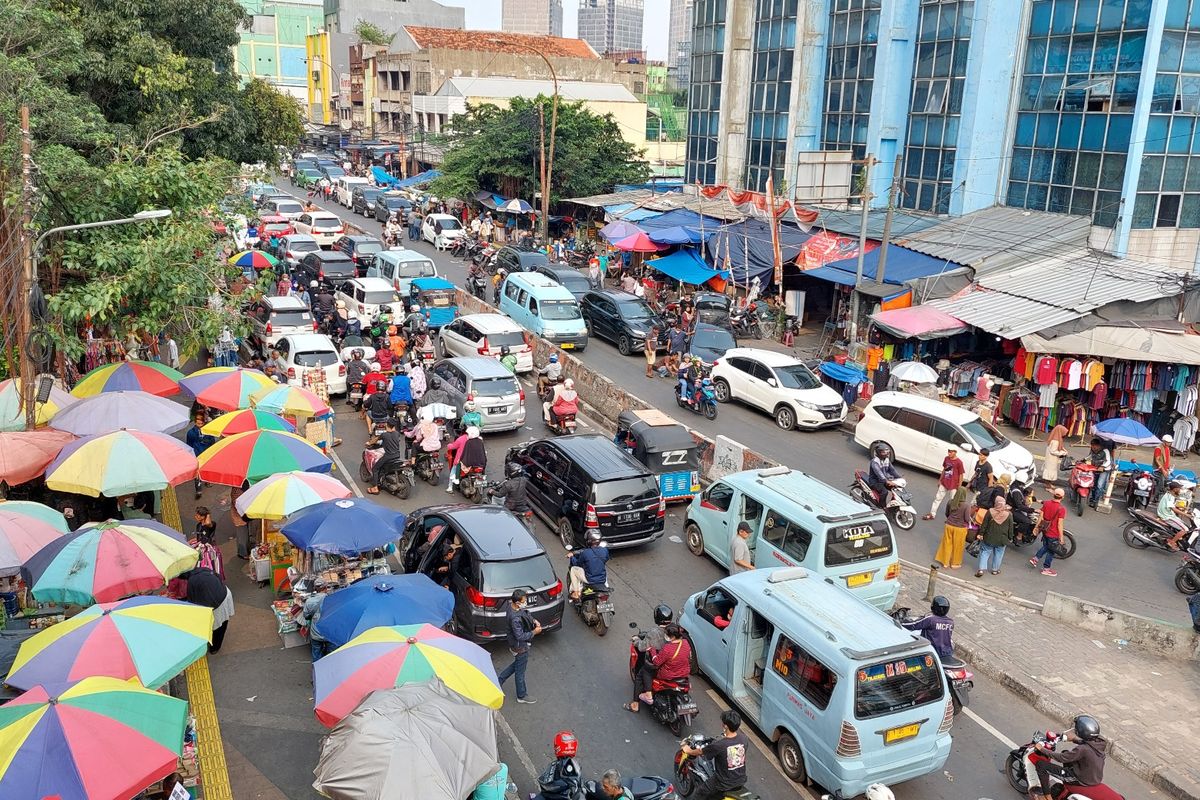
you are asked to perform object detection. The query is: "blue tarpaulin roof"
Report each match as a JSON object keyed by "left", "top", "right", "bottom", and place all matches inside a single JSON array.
[
  {"left": 638, "top": 208, "right": 722, "bottom": 233},
  {"left": 473, "top": 190, "right": 508, "bottom": 210},
  {"left": 394, "top": 169, "right": 442, "bottom": 189},
  {"left": 371, "top": 166, "right": 398, "bottom": 186},
  {"left": 646, "top": 249, "right": 729, "bottom": 285},
  {"left": 647, "top": 225, "right": 708, "bottom": 245},
  {"left": 807, "top": 244, "right": 961, "bottom": 286},
  {"left": 705, "top": 220, "right": 812, "bottom": 285},
  {"left": 621, "top": 208, "right": 662, "bottom": 222}
]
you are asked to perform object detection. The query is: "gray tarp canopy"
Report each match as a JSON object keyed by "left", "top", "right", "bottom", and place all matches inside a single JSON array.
[{"left": 1021, "top": 323, "right": 1200, "bottom": 364}]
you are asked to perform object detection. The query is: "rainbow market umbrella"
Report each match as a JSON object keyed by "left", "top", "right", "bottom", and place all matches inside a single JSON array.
[
  {"left": 6, "top": 596, "right": 214, "bottom": 690},
  {"left": 313, "top": 624, "right": 502, "bottom": 728},
  {"left": 0, "top": 377, "right": 78, "bottom": 431},
  {"left": 313, "top": 574, "right": 454, "bottom": 649},
  {"left": 49, "top": 390, "right": 189, "bottom": 436},
  {"left": 198, "top": 429, "right": 332, "bottom": 486},
  {"left": 234, "top": 470, "right": 351, "bottom": 520},
  {"left": 250, "top": 383, "right": 332, "bottom": 417},
  {"left": 0, "top": 675, "right": 188, "bottom": 800},
  {"left": 21, "top": 519, "right": 196, "bottom": 606},
  {"left": 44, "top": 429, "right": 198, "bottom": 497},
  {"left": 179, "top": 367, "right": 275, "bottom": 412},
  {"left": 201, "top": 408, "right": 296, "bottom": 437},
  {"left": 0, "top": 428, "right": 76, "bottom": 485},
  {"left": 70, "top": 360, "right": 184, "bottom": 398},
  {"left": 280, "top": 497, "right": 405, "bottom": 555},
  {"left": 0, "top": 501, "right": 70, "bottom": 577},
  {"left": 229, "top": 249, "right": 279, "bottom": 270}
]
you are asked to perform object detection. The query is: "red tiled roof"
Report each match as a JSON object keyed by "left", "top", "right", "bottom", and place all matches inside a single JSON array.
[{"left": 403, "top": 26, "right": 599, "bottom": 59}]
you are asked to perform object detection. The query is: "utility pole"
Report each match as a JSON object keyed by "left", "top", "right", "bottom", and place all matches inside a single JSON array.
[
  {"left": 848, "top": 154, "right": 875, "bottom": 346},
  {"left": 538, "top": 102, "right": 547, "bottom": 241},
  {"left": 19, "top": 105, "right": 35, "bottom": 431},
  {"left": 876, "top": 154, "right": 904, "bottom": 285}
]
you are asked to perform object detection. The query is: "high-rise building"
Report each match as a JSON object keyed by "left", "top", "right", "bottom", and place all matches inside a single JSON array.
[
  {"left": 684, "top": 0, "right": 1200, "bottom": 264},
  {"left": 321, "top": 0, "right": 464, "bottom": 35},
  {"left": 502, "top": 0, "right": 565, "bottom": 37},
  {"left": 578, "top": 0, "right": 644, "bottom": 56},
  {"left": 668, "top": 0, "right": 694, "bottom": 88}
]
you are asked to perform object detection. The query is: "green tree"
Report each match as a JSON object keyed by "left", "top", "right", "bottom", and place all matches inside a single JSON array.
[
  {"left": 354, "top": 20, "right": 394, "bottom": 46},
  {"left": 431, "top": 96, "right": 651, "bottom": 203}
]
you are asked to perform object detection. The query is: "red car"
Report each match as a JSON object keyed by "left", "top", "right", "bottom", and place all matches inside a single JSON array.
[{"left": 257, "top": 214, "right": 294, "bottom": 243}]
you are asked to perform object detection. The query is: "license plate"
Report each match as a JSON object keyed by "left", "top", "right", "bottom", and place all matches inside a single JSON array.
[
  {"left": 598, "top": 601, "right": 615, "bottom": 614},
  {"left": 675, "top": 702, "right": 699, "bottom": 716},
  {"left": 884, "top": 723, "right": 921, "bottom": 744},
  {"left": 559, "top": 343, "right": 575, "bottom": 349},
  {"left": 487, "top": 407, "right": 506, "bottom": 414},
  {"left": 846, "top": 571, "right": 873, "bottom": 588},
  {"left": 617, "top": 512, "right": 638, "bottom": 524}
]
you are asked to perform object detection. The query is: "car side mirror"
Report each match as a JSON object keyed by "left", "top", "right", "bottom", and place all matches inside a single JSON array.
[
  {"left": 959, "top": 442, "right": 974, "bottom": 453},
  {"left": 767, "top": 378, "right": 777, "bottom": 387}
]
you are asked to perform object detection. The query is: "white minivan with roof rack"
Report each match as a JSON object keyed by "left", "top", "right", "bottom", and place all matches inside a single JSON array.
[
  {"left": 275, "top": 333, "right": 347, "bottom": 395},
  {"left": 246, "top": 296, "right": 315, "bottom": 356}
]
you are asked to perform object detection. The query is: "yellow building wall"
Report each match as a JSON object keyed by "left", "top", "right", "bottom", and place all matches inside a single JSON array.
[{"left": 305, "top": 32, "right": 332, "bottom": 125}]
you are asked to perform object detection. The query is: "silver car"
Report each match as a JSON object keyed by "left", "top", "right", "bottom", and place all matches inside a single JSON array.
[{"left": 429, "top": 357, "right": 526, "bottom": 433}]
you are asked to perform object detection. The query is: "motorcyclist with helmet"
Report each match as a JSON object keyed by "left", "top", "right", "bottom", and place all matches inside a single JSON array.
[
  {"left": 535, "top": 731, "right": 583, "bottom": 800},
  {"left": 867, "top": 444, "right": 903, "bottom": 501},
  {"left": 403, "top": 304, "right": 426, "bottom": 337},
  {"left": 365, "top": 417, "right": 405, "bottom": 494},
  {"left": 459, "top": 399, "right": 483, "bottom": 434},
  {"left": 345, "top": 349, "right": 370, "bottom": 410},
  {"left": 568, "top": 531, "right": 609, "bottom": 602},
  {"left": 546, "top": 377, "right": 580, "bottom": 427},
  {"left": 364, "top": 378, "right": 394, "bottom": 433},
  {"left": 537, "top": 353, "right": 563, "bottom": 397},
  {"left": 678, "top": 355, "right": 704, "bottom": 409},
  {"left": 490, "top": 463, "right": 532, "bottom": 516},
  {"left": 626, "top": 605, "right": 673, "bottom": 713},
  {"left": 419, "top": 376, "right": 453, "bottom": 410},
  {"left": 902, "top": 596, "right": 954, "bottom": 659},
  {"left": 411, "top": 327, "right": 435, "bottom": 366},
  {"left": 499, "top": 345, "right": 518, "bottom": 374},
  {"left": 1031, "top": 715, "right": 1110, "bottom": 800}
]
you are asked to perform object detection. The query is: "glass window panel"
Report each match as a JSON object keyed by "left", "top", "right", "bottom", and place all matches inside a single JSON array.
[
  {"left": 1012, "top": 148, "right": 1034, "bottom": 181},
  {"left": 1047, "top": 37, "right": 1070, "bottom": 72},
  {"left": 1145, "top": 115, "right": 1170, "bottom": 153},
  {"left": 1053, "top": 151, "right": 1076, "bottom": 184},
  {"left": 1076, "top": 152, "right": 1102, "bottom": 186},
  {"left": 905, "top": 152, "right": 922, "bottom": 178},
  {"left": 1180, "top": 194, "right": 1200, "bottom": 227},
  {"left": 1030, "top": 1, "right": 1052, "bottom": 36},
  {"left": 1151, "top": 75, "right": 1179, "bottom": 114},
  {"left": 1035, "top": 114, "right": 1058, "bottom": 147},
  {"left": 916, "top": 42, "right": 935, "bottom": 78},
  {"left": 933, "top": 41, "right": 952, "bottom": 77},
  {"left": 1156, "top": 193, "right": 1181, "bottom": 227},
  {"left": 922, "top": 150, "right": 939, "bottom": 180},
  {"left": 1139, "top": 155, "right": 1164, "bottom": 190},
  {"left": 911, "top": 82, "right": 929, "bottom": 113},
  {"left": 1031, "top": 148, "right": 1054, "bottom": 181},
  {"left": 1092, "top": 33, "right": 1119, "bottom": 71},
  {"left": 1076, "top": 0, "right": 1100, "bottom": 32},
  {"left": 1098, "top": 0, "right": 1126, "bottom": 31},
  {"left": 1160, "top": 31, "right": 1185, "bottom": 72},
  {"left": 1184, "top": 35, "right": 1200, "bottom": 72},
  {"left": 1125, "top": 0, "right": 1152, "bottom": 27},
  {"left": 1051, "top": 1, "right": 1075, "bottom": 34},
  {"left": 945, "top": 116, "right": 959, "bottom": 143},
  {"left": 1058, "top": 113, "right": 1083, "bottom": 149},
  {"left": 910, "top": 115, "right": 926, "bottom": 145},
  {"left": 1170, "top": 117, "right": 1195, "bottom": 155},
  {"left": 1166, "top": 0, "right": 1189, "bottom": 27},
  {"left": 1007, "top": 180, "right": 1028, "bottom": 207},
  {"left": 1192, "top": 0, "right": 1200, "bottom": 26},
  {"left": 1106, "top": 115, "right": 1133, "bottom": 151},
  {"left": 948, "top": 77, "right": 965, "bottom": 114},
  {"left": 940, "top": 151, "right": 956, "bottom": 181},
  {"left": 1069, "top": 37, "right": 1094, "bottom": 73},
  {"left": 1113, "top": 74, "right": 1138, "bottom": 110},
  {"left": 1071, "top": 188, "right": 1096, "bottom": 215},
  {"left": 1021, "top": 76, "right": 1042, "bottom": 111},
  {"left": 957, "top": 5, "right": 973, "bottom": 37},
  {"left": 937, "top": 5, "right": 956, "bottom": 38},
  {"left": 1118, "top": 32, "right": 1145, "bottom": 71},
  {"left": 1048, "top": 185, "right": 1069, "bottom": 212},
  {"left": 1015, "top": 112, "right": 1036, "bottom": 147},
  {"left": 1164, "top": 156, "right": 1188, "bottom": 191},
  {"left": 1026, "top": 37, "right": 1048, "bottom": 74},
  {"left": 1027, "top": 182, "right": 1049, "bottom": 209},
  {"left": 918, "top": 182, "right": 935, "bottom": 211},
  {"left": 1188, "top": 159, "right": 1200, "bottom": 191},
  {"left": 1099, "top": 154, "right": 1127, "bottom": 189}
]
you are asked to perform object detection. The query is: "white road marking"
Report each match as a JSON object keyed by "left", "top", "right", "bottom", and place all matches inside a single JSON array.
[
  {"left": 326, "top": 441, "right": 365, "bottom": 498},
  {"left": 961, "top": 707, "right": 1018, "bottom": 749},
  {"left": 704, "top": 690, "right": 821, "bottom": 800},
  {"left": 496, "top": 709, "right": 541, "bottom": 784}
]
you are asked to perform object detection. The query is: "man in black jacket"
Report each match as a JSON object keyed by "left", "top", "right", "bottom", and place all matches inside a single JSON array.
[{"left": 496, "top": 589, "right": 541, "bottom": 703}]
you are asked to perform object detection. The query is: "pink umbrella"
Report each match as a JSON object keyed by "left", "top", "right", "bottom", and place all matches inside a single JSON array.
[
  {"left": 0, "top": 429, "right": 76, "bottom": 485},
  {"left": 613, "top": 232, "right": 666, "bottom": 253}
]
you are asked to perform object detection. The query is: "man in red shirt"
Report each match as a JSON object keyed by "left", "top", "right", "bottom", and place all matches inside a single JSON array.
[
  {"left": 1031, "top": 487, "right": 1068, "bottom": 576},
  {"left": 1153, "top": 434, "right": 1173, "bottom": 497},
  {"left": 925, "top": 446, "right": 965, "bottom": 521}
]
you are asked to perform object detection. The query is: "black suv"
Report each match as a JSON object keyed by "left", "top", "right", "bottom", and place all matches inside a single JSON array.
[
  {"left": 579, "top": 290, "right": 666, "bottom": 356},
  {"left": 296, "top": 251, "right": 357, "bottom": 290},
  {"left": 331, "top": 234, "right": 384, "bottom": 276},
  {"left": 496, "top": 246, "right": 549, "bottom": 274},
  {"left": 399, "top": 504, "right": 565, "bottom": 642},
  {"left": 533, "top": 265, "right": 591, "bottom": 300},
  {"left": 374, "top": 193, "right": 413, "bottom": 223},
  {"left": 350, "top": 186, "right": 384, "bottom": 217},
  {"left": 506, "top": 435, "right": 664, "bottom": 550}
]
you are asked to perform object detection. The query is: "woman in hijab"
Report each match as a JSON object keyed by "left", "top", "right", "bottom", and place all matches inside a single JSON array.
[
  {"left": 935, "top": 481, "right": 973, "bottom": 569},
  {"left": 975, "top": 495, "right": 1014, "bottom": 578},
  {"left": 1042, "top": 424, "right": 1069, "bottom": 487},
  {"left": 171, "top": 567, "right": 235, "bottom": 653}
]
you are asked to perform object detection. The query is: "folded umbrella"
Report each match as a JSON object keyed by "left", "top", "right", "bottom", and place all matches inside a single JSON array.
[
  {"left": 314, "top": 574, "right": 455, "bottom": 648},
  {"left": 281, "top": 498, "right": 405, "bottom": 555}
]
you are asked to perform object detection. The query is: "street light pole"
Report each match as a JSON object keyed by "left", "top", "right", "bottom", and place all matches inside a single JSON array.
[{"left": 493, "top": 40, "right": 558, "bottom": 244}]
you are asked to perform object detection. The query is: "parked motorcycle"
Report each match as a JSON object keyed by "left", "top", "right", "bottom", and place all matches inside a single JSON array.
[
  {"left": 1005, "top": 730, "right": 1126, "bottom": 800},
  {"left": 889, "top": 607, "right": 974, "bottom": 715},
  {"left": 1124, "top": 466, "right": 1156, "bottom": 510},
  {"left": 565, "top": 546, "right": 614, "bottom": 636},
  {"left": 849, "top": 471, "right": 917, "bottom": 530},
  {"left": 673, "top": 735, "right": 758, "bottom": 799},
  {"left": 456, "top": 464, "right": 487, "bottom": 503},
  {"left": 1175, "top": 546, "right": 1200, "bottom": 594},
  {"left": 359, "top": 449, "right": 414, "bottom": 499},
  {"left": 729, "top": 309, "right": 761, "bottom": 339},
  {"left": 1066, "top": 458, "right": 1097, "bottom": 516},
  {"left": 1121, "top": 507, "right": 1197, "bottom": 552},
  {"left": 674, "top": 377, "right": 718, "bottom": 421},
  {"left": 1008, "top": 512, "right": 1078, "bottom": 560},
  {"left": 467, "top": 270, "right": 488, "bottom": 300}
]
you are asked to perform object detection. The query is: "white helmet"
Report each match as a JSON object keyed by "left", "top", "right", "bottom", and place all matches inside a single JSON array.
[
  {"left": 563, "top": 378, "right": 575, "bottom": 390},
  {"left": 466, "top": 426, "right": 480, "bottom": 439},
  {"left": 370, "top": 362, "right": 381, "bottom": 371},
  {"left": 864, "top": 785, "right": 895, "bottom": 800},
  {"left": 464, "top": 400, "right": 476, "bottom": 411}
]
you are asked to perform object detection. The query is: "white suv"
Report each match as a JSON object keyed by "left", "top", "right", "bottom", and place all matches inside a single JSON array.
[
  {"left": 334, "top": 277, "right": 402, "bottom": 320},
  {"left": 292, "top": 212, "right": 344, "bottom": 247},
  {"left": 710, "top": 347, "right": 847, "bottom": 431},
  {"left": 437, "top": 313, "right": 533, "bottom": 373},
  {"left": 276, "top": 333, "right": 347, "bottom": 395},
  {"left": 246, "top": 296, "right": 315, "bottom": 356}
]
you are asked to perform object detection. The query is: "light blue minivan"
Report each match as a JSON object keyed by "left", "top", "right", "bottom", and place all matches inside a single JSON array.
[
  {"left": 367, "top": 248, "right": 439, "bottom": 296},
  {"left": 684, "top": 466, "right": 899, "bottom": 609},
  {"left": 498, "top": 272, "right": 588, "bottom": 351},
  {"left": 681, "top": 568, "right": 953, "bottom": 798}
]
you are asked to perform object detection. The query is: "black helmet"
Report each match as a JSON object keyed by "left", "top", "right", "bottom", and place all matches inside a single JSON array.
[
  {"left": 500, "top": 345, "right": 511, "bottom": 355},
  {"left": 429, "top": 377, "right": 441, "bottom": 390},
  {"left": 505, "top": 462, "right": 524, "bottom": 479},
  {"left": 874, "top": 443, "right": 890, "bottom": 457},
  {"left": 1073, "top": 715, "right": 1101, "bottom": 741},
  {"left": 585, "top": 531, "right": 601, "bottom": 545},
  {"left": 352, "top": 348, "right": 364, "bottom": 360},
  {"left": 931, "top": 595, "right": 949, "bottom": 616},
  {"left": 653, "top": 604, "right": 674, "bottom": 626}
]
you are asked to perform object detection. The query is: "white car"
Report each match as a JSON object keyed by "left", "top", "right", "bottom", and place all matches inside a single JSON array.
[
  {"left": 854, "top": 391, "right": 1034, "bottom": 483},
  {"left": 421, "top": 213, "right": 465, "bottom": 249},
  {"left": 334, "top": 277, "right": 403, "bottom": 320},
  {"left": 273, "top": 234, "right": 320, "bottom": 269},
  {"left": 246, "top": 295, "right": 315, "bottom": 355},
  {"left": 710, "top": 347, "right": 847, "bottom": 431},
  {"left": 275, "top": 333, "right": 347, "bottom": 395},
  {"left": 437, "top": 313, "right": 534, "bottom": 373},
  {"left": 293, "top": 212, "right": 344, "bottom": 247}
]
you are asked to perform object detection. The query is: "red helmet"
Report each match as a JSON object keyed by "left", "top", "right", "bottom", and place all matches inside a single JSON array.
[{"left": 553, "top": 730, "right": 578, "bottom": 758}]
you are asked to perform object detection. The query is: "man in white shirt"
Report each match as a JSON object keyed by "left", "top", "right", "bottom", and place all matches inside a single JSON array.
[
  {"left": 165, "top": 334, "right": 180, "bottom": 370},
  {"left": 729, "top": 522, "right": 754, "bottom": 574}
]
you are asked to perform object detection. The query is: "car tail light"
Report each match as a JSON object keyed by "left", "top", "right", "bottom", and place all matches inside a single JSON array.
[
  {"left": 836, "top": 721, "right": 861, "bottom": 757},
  {"left": 466, "top": 393, "right": 474, "bottom": 403},
  {"left": 518, "top": 387, "right": 525, "bottom": 402},
  {"left": 938, "top": 699, "right": 955, "bottom": 734},
  {"left": 312, "top": 321, "right": 318, "bottom": 331},
  {"left": 467, "top": 586, "right": 502, "bottom": 609},
  {"left": 585, "top": 503, "right": 599, "bottom": 529},
  {"left": 265, "top": 323, "right": 273, "bottom": 334},
  {"left": 477, "top": 337, "right": 488, "bottom": 355},
  {"left": 945, "top": 667, "right": 968, "bottom": 681},
  {"left": 338, "top": 364, "right": 346, "bottom": 376},
  {"left": 335, "top": 227, "right": 344, "bottom": 234},
  {"left": 657, "top": 495, "right": 666, "bottom": 518},
  {"left": 318, "top": 270, "right": 325, "bottom": 279},
  {"left": 546, "top": 580, "right": 563, "bottom": 599},
  {"left": 885, "top": 562, "right": 900, "bottom": 581},
  {"left": 287, "top": 367, "right": 296, "bottom": 379}
]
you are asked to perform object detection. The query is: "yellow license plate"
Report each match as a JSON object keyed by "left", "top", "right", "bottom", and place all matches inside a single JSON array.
[
  {"left": 884, "top": 723, "right": 920, "bottom": 744},
  {"left": 846, "top": 571, "right": 873, "bottom": 588},
  {"left": 559, "top": 343, "right": 575, "bottom": 349}
]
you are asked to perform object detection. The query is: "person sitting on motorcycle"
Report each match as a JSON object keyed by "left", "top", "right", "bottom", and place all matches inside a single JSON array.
[
  {"left": 536, "top": 731, "right": 583, "bottom": 800},
  {"left": 408, "top": 360, "right": 427, "bottom": 401},
  {"left": 420, "top": 376, "right": 453, "bottom": 410},
  {"left": 867, "top": 444, "right": 902, "bottom": 501},
  {"left": 365, "top": 418, "right": 404, "bottom": 494},
  {"left": 489, "top": 462, "right": 531, "bottom": 514},
  {"left": 459, "top": 399, "right": 483, "bottom": 433},
  {"left": 537, "top": 354, "right": 563, "bottom": 396},
  {"left": 403, "top": 304, "right": 426, "bottom": 336},
  {"left": 1005, "top": 477, "right": 1035, "bottom": 536},
  {"left": 306, "top": 280, "right": 320, "bottom": 310},
  {"left": 445, "top": 426, "right": 486, "bottom": 493},
  {"left": 384, "top": 216, "right": 402, "bottom": 245},
  {"left": 388, "top": 366, "right": 413, "bottom": 412},
  {"left": 344, "top": 311, "right": 362, "bottom": 338},
  {"left": 546, "top": 378, "right": 580, "bottom": 427},
  {"left": 407, "top": 410, "right": 444, "bottom": 460},
  {"left": 590, "top": 770, "right": 634, "bottom": 800},
  {"left": 374, "top": 341, "right": 394, "bottom": 373},
  {"left": 635, "top": 623, "right": 692, "bottom": 710},
  {"left": 901, "top": 596, "right": 954, "bottom": 659},
  {"left": 568, "top": 531, "right": 609, "bottom": 602},
  {"left": 1031, "top": 715, "right": 1109, "bottom": 800},
  {"left": 345, "top": 349, "right": 370, "bottom": 409},
  {"left": 681, "top": 710, "right": 749, "bottom": 800},
  {"left": 1086, "top": 438, "right": 1113, "bottom": 508},
  {"left": 679, "top": 356, "right": 703, "bottom": 408},
  {"left": 412, "top": 328, "right": 435, "bottom": 364},
  {"left": 313, "top": 286, "right": 335, "bottom": 319},
  {"left": 499, "top": 345, "right": 518, "bottom": 374},
  {"left": 1159, "top": 481, "right": 1192, "bottom": 550},
  {"left": 364, "top": 383, "right": 393, "bottom": 431}
]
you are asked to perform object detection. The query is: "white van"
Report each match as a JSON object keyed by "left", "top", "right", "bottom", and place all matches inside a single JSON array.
[{"left": 335, "top": 176, "right": 370, "bottom": 208}]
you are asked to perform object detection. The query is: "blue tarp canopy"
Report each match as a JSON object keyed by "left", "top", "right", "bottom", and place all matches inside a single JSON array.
[
  {"left": 705, "top": 220, "right": 812, "bottom": 285},
  {"left": 371, "top": 166, "right": 398, "bottom": 186},
  {"left": 412, "top": 277, "right": 455, "bottom": 291},
  {"left": 647, "top": 225, "right": 707, "bottom": 245},
  {"left": 808, "top": 244, "right": 961, "bottom": 286},
  {"left": 621, "top": 208, "right": 662, "bottom": 222},
  {"left": 394, "top": 169, "right": 442, "bottom": 189},
  {"left": 473, "top": 190, "right": 508, "bottom": 210},
  {"left": 646, "top": 249, "right": 729, "bottom": 285},
  {"left": 638, "top": 208, "right": 722, "bottom": 234}
]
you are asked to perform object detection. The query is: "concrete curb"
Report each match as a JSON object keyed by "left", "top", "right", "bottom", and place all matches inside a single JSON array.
[{"left": 899, "top": 558, "right": 1045, "bottom": 611}]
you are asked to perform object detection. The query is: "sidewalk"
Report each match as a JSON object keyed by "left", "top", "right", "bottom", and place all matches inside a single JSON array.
[{"left": 897, "top": 571, "right": 1200, "bottom": 800}]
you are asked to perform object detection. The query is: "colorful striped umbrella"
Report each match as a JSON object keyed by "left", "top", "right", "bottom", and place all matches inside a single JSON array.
[
  {"left": 0, "top": 675, "right": 187, "bottom": 800},
  {"left": 179, "top": 367, "right": 276, "bottom": 412},
  {"left": 250, "top": 383, "right": 332, "bottom": 417},
  {"left": 613, "top": 231, "right": 666, "bottom": 253},
  {"left": 0, "top": 428, "right": 76, "bottom": 485},
  {"left": 21, "top": 519, "right": 196, "bottom": 606},
  {"left": 197, "top": 429, "right": 332, "bottom": 486},
  {"left": 313, "top": 624, "right": 502, "bottom": 727},
  {"left": 49, "top": 390, "right": 190, "bottom": 436},
  {"left": 0, "top": 377, "right": 78, "bottom": 431},
  {"left": 44, "top": 430, "right": 198, "bottom": 497},
  {"left": 0, "top": 501, "right": 70, "bottom": 577},
  {"left": 233, "top": 470, "right": 351, "bottom": 520},
  {"left": 6, "top": 596, "right": 214, "bottom": 690},
  {"left": 70, "top": 361, "right": 184, "bottom": 398},
  {"left": 228, "top": 249, "right": 279, "bottom": 270},
  {"left": 201, "top": 408, "right": 295, "bottom": 437}
]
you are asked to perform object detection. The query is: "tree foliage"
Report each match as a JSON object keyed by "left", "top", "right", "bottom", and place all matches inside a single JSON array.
[
  {"left": 354, "top": 20, "right": 394, "bottom": 47},
  {"left": 431, "top": 96, "right": 651, "bottom": 204}
]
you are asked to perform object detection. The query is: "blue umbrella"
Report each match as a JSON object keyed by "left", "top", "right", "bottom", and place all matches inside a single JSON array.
[
  {"left": 600, "top": 219, "right": 644, "bottom": 243},
  {"left": 280, "top": 498, "right": 406, "bottom": 555},
  {"left": 313, "top": 574, "right": 455, "bottom": 647},
  {"left": 1094, "top": 417, "right": 1159, "bottom": 446},
  {"left": 497, "top": 198, "right": 535, "bottom": 214}
]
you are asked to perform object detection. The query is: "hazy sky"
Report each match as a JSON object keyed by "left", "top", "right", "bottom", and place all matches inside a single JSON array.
[{"left": 438, "top": 0, "right": 671, "bottom": 60}]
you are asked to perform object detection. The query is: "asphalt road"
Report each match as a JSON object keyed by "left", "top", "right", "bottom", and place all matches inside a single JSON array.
[{"left": 279, "top": 181, "right": 1191, "bottom": 625}]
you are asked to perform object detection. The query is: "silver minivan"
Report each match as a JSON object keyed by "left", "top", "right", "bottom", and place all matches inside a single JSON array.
[{"left": 429, "top": 356, "right": 526, "bottom": 433}]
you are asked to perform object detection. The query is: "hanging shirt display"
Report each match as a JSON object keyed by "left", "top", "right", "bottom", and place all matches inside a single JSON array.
[
  {"left": 1083, "top": 360, "right": 1105, "bottom": 391},
  {"left": 1038, "top": 382, "right": 1059, "bottom": 408},
  {"left": 1034, "top": 356, "right": 1059, "bottom": 385}
]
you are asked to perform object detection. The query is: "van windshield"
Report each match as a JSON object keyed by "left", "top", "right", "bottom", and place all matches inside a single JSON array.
[
  {"left": 855, "top": 652, "right": 945, "bottom": 720},
  {"left": 825, "top": 519, "right": 894, "bottom": 567},
  {"left": 541, "top": 300, "right": 581, "bottom": 320},
  {"left": 961, "top": 417, "right": 1008, "bottom": 450}
]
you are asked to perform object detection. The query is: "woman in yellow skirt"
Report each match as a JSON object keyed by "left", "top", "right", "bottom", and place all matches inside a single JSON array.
[{"left": 935, "top": 483, "right": 973, "bottom": 568}]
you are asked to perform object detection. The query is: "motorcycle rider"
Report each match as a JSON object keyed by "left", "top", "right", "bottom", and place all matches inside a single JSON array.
[
  {"left": 499, "top": 345, "right": 518, "bottom": 374},
  {"left": 364, "top": 381, "right": 394, "bottom": 433},
  {"left": 345, "top": 349, "right": 370, "bottom": 410},
  {"left": 1030, "top": 715, "right": 1109, "bottom": 800},
  {"left": 591, "top": 770, "right": 634, "bottom": 800},
  {"left": 537, "top": 353, "right": 563, "bottom": 397},
  {"left": 1159, "top": 481, "right": 1192, "bottom": 550},
  {"left": 403, "top": 304, "right": 426, "bottom": 337},
  {"left": 1086, "top": 438, "right": 1113, "bottom": 508},
  {"left": 411, "top": 327, "right": 435, "bottom": 366},
  {"left": 384, "top": 215, "right": 403, "bottom": 246},
  {"left": 535, "top": 731, "right": 583, "bottom": 800},
  {"left": 490, "top": 462, "right": 532, "bottom": 515},
  {"left": 407, "top": 408, "right": 444, "bottom": 463},
  {"left": 902, "top": 596, "right": 954, "bottom": 659},
  {"left": 313, "top": 285, "right": 336, "bottom": 320},
  {"left": 679, "top": 356, "right": 703, "bottom": 409},
  {"left": 681, "top": 710, "right": 749, "bottom": 800},
  {"left": 635, "top": 623, "right": 691, "bottom": 710},
  {"left": 419, "top": 376, "right": 453, "bottom": 410},
  {"left": 568, "top": 531, "right": 610, "bottom": 602},
  {"left": 445, "top": 426, "right": 486, "bottom": 494},
  {"left": 627, "top": 605, "right": 674, "bottom": 713},
  {"left": 545, "top": 377, "right": 580, "bottom": 428},
  {"left": 305, "top": 280, "right": 320, "bottom": 311},
  {"left": 365, "top": 418, "right": 404, "bottom": 494},
  {"left": 867, "top": 444, "right": 903, "bottom": 502},
  {"left": 459, "top": 399, "right": 483, "bottom": 433},
  {"left": 1006, "top": 478, "right": 1036, "bottom": 540}
]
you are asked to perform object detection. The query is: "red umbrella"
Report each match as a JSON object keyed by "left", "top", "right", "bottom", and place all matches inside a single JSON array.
[
  {"left": 0, "top": 429, "right": 76, "bottom": 485},
  {"left": 613, "top": 232, "right": 666, "bottom": 253}
]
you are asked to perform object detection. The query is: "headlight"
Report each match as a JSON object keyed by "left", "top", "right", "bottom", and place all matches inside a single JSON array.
[
  {"left": 796, "top": 400, "right": 820, "bottom": 411},
  {"left": 542, "top": 330, "right": 556, "bottom": 339}
]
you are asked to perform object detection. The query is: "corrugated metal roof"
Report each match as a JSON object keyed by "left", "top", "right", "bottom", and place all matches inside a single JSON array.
[
  {"left": 815, "top": 208, "right": 941, "bottom": 239},
  {"left": 563, "top": 189, "right": 659, "bottom": 208},
  {"left": 442, "top": 77, "right": 640, "bottom": 103},
  {"left": 929, "top": 289, "right": 1082, "bottom": 339},
  {"left": 899, "top": 206, "right": 1091, "bottom": 275}
]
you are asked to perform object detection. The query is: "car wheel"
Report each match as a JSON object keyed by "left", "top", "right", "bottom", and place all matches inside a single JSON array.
[
  {"left": 774, "top": 404, "right": 796, "bottom": 431},
  {"left": 775, "top": 732, "right": 807, "bottom": 783},
  {"left": 712, "top": 378, "right": 731, "bottom": 403},
  {"left": 617, "top": 335, "right": 632, "bottom": 356},
  {"left": 557, "top": 518, "right": 576, "bottom": 550},
  {"left": 685, "top": 521, "right": 704, "bottom": 557}
]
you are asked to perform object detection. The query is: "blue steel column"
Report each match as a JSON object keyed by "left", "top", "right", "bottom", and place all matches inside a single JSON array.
[
  {"left": 1113, "top": 0, "right": 1169, "bottom": 256},
  {"left": 864, "top": 0, "right": 918, "bottom": 208}
]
